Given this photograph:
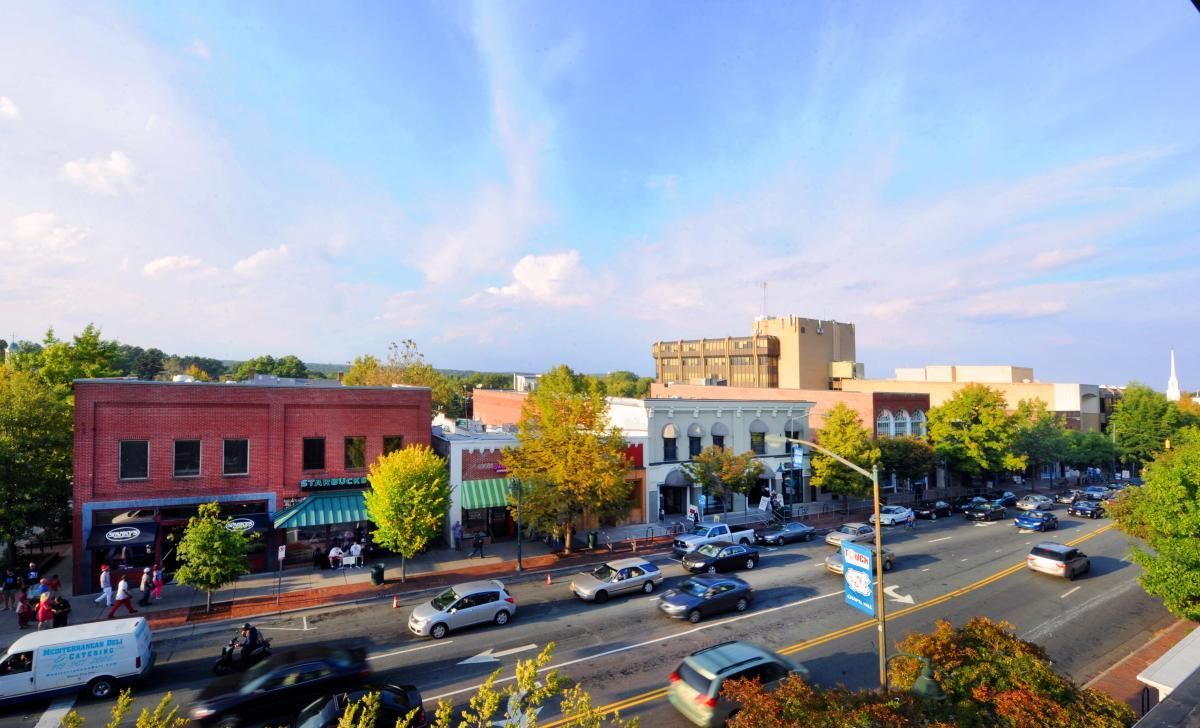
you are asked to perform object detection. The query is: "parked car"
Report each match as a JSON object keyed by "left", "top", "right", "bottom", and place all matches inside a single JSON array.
[
  {"left": 825, "top": 522, "right": 875, "bottom": 548},
  {"left": 296, "top": 683, "right": 425, "bottom": 728},
  {"left": 188, "top": 645, "right": 370, "bottom": 727},
  {"left": 658, "top": 575, "right": 753, "bottom": 623},
  {"left": 1069, "top": 499, "right": 1106, "bottom": 519},
  {"left": 407, "top": 580, "right": 515, "bottom": 639},
  {"left": 1015, "top": 495, "right": 1053, "bottom": 511},
  {"left": 1014, "top": 510, "right": 1058, "bottom": 531},
  {"left": 912, "top": 500, "right": 952, "bottom": 519},
  {"left": 869, "top": 505, "right": 914, "bottom": 527},
  {"left": 682, "top": 542, "right": 760, "bottom": 574},
  {"left": 990, "top": 491, "right": 1019, "bottom": 507},
  {"left": 824, "top": 543, "right": 895, "bottom": 574},
  {"left": 1027, "top": 541, "right": 1090, "bottom": 580},
  {"left": 1055, "top": 489, "right": 1083, "bottom": 504},
  {"left": 1083, "top": 486, "right": 1112, "bottom": 501},
  {"left": 570, "top": 558, "right": 662, "bottom": 602},
  {"left": 955, "top": 496, "right": 991, "bottom": 513},
  {"left": 754, "top": 521, "right": 815, "bottom": 545},
  {"left": 667, "top": 641, "right": 809, "bottom": 727},
  {"left": 965, "top": 503, "right": 1007, "bottom": 521}
]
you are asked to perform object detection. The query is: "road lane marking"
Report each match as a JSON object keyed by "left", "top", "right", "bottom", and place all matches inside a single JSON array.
[
  {"left": 368, "top": 640, "right": 454, "bottom": 661},
  {"left": 541, "top": 523, "right": 1118, "bottom": 726},
  {"left": 961, "top": 558, "right": 969, "bottom": 561},
  {"left": 927, "top": 537, "right": 952, "bottom": 543},
  {"left": 1061, "top": 586, "right": 1081, "bottom": 599},
  {"left": 35, "top": 697, "right": 75, "bottom": 728}
]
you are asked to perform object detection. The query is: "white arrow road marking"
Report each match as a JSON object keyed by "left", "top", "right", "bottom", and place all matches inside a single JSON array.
[
  {"left": 459, "top": 643, "right": 539, "bottom": 665},
  {"left": 35, "top": 697, "right": 75, "bottom": 728},
  {"left": 883, "top": 585, "right": 915, "bottom": 604},
  {"left": 973, "top": 522, "right": 996, "bottom": 527},
  {"left": 927, "top": 537, "right": 952, "bottom": 543},
  {"left": 369, "top": 640, "right": 454, "bottom": 661}
]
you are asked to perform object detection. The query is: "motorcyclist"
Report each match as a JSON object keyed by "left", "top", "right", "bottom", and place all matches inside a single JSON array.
[{"left": 238, "top": 623, "right": 263, "bottom": 665}]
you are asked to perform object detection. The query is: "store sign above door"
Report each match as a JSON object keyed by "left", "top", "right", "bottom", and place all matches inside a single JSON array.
[{"left": 299, "top": 476, "right": 370, "bottom": 490}]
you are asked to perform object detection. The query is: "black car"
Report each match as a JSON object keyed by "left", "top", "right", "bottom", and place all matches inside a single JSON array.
[
  {"left": 296, "top": 684, "right": 425, "bottom": 728},
  {"left": 754, "top": 521, "right": 816, "bottom": 545},
  {"left": 1068, "top": 499, "right": 1106, "bottom": 519},
  {"left": 913, "top": 500, "right": 952, "bottom": 519},
  {"left": 658, "top": 575, "right": 753, "bottom": 623},
  {"left": 955, "top": 496, "right": 991, "bottom": 513},
  {"left": 682, "top": 542, "right": 760, "bottom": 573},
  {"left": 188, "top": 645, "right": 370, "bottom": 727},
  {"left": 989, "top": 491, "right": 1019, "bottom": 507},
  {"left": 965, "top": 503, "right": 1007, "bottom": 521}
]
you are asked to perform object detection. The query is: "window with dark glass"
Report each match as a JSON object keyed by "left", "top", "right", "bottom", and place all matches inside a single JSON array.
[
  {"left": 119, "top": 440, "right": 149, "bottom": 480},
  {"left": 344, "top": 436, "right": 366, "bottom": 469},
  {"left": 688, "top": 435, "right": 703, "bottom": 458},
  {"left": 223, "top": 439, "right": 249, "bottom": 476},
  {"left": 302, "top": 437, "right": 325, "bottom": 471},
  {"left": 663, "top": 437, "right": 677, "bottom": 462},
  {"left": 383, "top": 436, "right": 404, "bottom": 455},
  {"left": 173, "top": 440, "right": 201, "bottom": 478},
  {"left": 712, "top": 434, "right": 725, "bottom": 450},
  {"left": 750, "top": 432, "right": 766, "bottom": 455}
]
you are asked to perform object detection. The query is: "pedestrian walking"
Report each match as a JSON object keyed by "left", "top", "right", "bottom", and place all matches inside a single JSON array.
[
  {"left": 138, "top": 567, "right": 153, "bottom": 606},
  {"left": 51, "top": 595, "right": 72, "bottom": 627},
  {"left": 452, "top": 521, "right": 463, "bottom": 551},
  {"left": 26, "top": 562, "right": 40, "bottom": 585},
  {"left": 151, "top": 564, "right": 164, "bottom": 600},
  {"left": 36, "top": 593, "right": 53, "bottom": 631},
  {"left": 94, "top": 564, "right": 113, "bottom": 607},
  {"left": 107, "top": 576, "right": 138, "bottom": 618},
  {"left": 45, "top": 574, "right": 61, "bottom": 600},
  {"left": 906, "top": 511, "right": 916, "bottom": 530},
  {"left": 469, "top": 531, "right": 485, "bottom": 558},
  {"left": 15, "top": 591, "right": 32, "bottom": 629},
  {"left": 658, "top": 507, "right": 665, "bottom": 523},
  {"left": 1, "top": 568, "right": 17, "bottom": 610}
]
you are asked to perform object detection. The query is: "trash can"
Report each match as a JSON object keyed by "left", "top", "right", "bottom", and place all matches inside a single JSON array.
[
  {"left": 587, "top": 531, "right": 598, "bottom": 550},
  {"left": 370, "top": 563, "right": 385, "bottom": 586}
]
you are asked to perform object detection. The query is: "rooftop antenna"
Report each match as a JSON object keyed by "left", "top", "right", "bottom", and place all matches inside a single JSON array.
[{"left": 759, "top": 281, "right": 768, "bottom": 318}]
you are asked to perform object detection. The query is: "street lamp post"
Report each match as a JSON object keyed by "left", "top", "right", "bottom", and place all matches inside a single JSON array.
[
  {"left": 513, "top": 478, "right": 523, "bottom": 573},
  {"left": 767, "top": 435, "right": 887, "bottom": 690}
]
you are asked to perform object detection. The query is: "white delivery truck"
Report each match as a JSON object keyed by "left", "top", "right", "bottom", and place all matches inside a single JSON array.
[{"left": 0, "top": 617, "right": 154, "bottom": 706}]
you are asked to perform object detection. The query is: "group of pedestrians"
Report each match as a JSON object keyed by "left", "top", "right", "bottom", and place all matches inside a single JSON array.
[
  {"left": 93, "top": 564, "right": 164, "bottom": 619},
  {"left": 452, "top": 521, "right": 489, "bottom": 559},
  {"left": 4, "top": 562, "right": 71, "bottom": 631}
]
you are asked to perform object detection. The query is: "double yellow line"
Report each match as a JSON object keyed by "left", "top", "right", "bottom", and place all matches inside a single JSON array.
[{"left": 543, "top": 524, "right": 1115, "bottom": 726}]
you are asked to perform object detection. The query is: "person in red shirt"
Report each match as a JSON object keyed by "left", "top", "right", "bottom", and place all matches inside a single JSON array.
[{"left": 36, "top": 593, "right": 53, "bottom": 631}]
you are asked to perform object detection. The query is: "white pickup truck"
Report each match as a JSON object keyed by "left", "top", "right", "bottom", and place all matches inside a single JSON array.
[{"left": 672, "top": 522, "right": 756, "bottom": 555}]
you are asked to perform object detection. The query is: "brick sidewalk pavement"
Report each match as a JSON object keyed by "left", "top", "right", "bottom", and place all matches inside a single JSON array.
[{"left": 1085, "top": 619, "right": 1198, "bottom": 717}]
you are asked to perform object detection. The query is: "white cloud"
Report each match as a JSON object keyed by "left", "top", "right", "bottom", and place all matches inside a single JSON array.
[
  {"left": 61, "top": 151, "right": 136, "bottom": 195},
  {"left": 233, "top": 244, "right": 289, "bottom": 277},
  {"left": 0, "top": 96, "right": 18, "bottom": 119},
  {"left": 186, "top": 39, "right": 210, "bottom": 60},
  {"left": 5, "top": 212, "right": 88, "bottom": 262},
  {"left": 469, "top": 250, "right": 593, "bottom": 307},
  {"left": 142, "top": 255, "right": 211, "bottom": 278},
  {"left": 1030, "top": 245, "right": 1098, "bottom": 271}
]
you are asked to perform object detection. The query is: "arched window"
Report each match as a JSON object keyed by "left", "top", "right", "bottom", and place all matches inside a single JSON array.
[
  {"left": 662, "top": 423, "right": 679, "bottom": 462},
  {"left": 893, "top": 410, "right": 910, "bottom": 438},
  {"left": 876, "top": 410, "right": 894, "bottom": 439},
  {"left": 687, "top": 423, "right": 705, "bottom": 458},
  {"left": 711, "top": 422, "right": 729, "bottom": 451},
  {"left": 911, "top": 410, "right": 927, "bottom": 438},
  {"left": 749, "top": 419, "right": 769, "bottom": 455},
  {"left": 783, "top": 418, "right": 804, "bottom": 454}
]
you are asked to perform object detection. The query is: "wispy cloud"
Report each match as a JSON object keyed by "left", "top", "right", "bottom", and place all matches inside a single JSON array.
[
  {"left": 61, "top": 151, "right": 136, "bottom": 195},
  {"left": 1030, "top": 245, "right": 1098, "bottom": 271},
  {"left": 233, "top": 244, "right": 289, "bottom": 277},
  {"left": 467, "top": 250, "right": 594, "bottom": 307},
  {"left": 143, "top": 255, "right": 213, "bottom": 278},
  {"left": 0, "top": 96, "right": 18, "bottom": 119}
]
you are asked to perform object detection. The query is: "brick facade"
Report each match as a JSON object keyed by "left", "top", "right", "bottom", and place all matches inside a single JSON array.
[
  {"left": 471, "top": 389, "right": 527, "bottom": 427},
  {"left": 72, "top": 379, "right": 431, "bottom": 594}
]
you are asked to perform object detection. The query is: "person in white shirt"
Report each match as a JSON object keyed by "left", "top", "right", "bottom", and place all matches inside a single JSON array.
[
  {"left": 93, "top": 565, "right": 113, "bottom": 606},
  {"left": 349, "top": 542, "right": 363, "bottom": 568},
  {"left": 107, "top": 575, "right": 137, "bottom": 618},
  {"left": 328, "top": 545, "right": 344, "bottom": 569}
]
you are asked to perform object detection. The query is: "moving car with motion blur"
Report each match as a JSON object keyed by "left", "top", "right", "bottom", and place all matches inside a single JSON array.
[
  {"left": 754, "top": 521, "right": 815, "bottom": 545},
  {"left": 1015, "top": 494, "right": 1053, "bottom": 511},
  {"left": 296, "top": 683, "right": 425, "bottom": 728},
  {"left": 989, "top": 491, "right": 1019, "bottom": 507},
  {"left": 658, "top": 575, "right": 753, "bottom": 624},
  {"left": 667, "top": 640, "right": 809, "bottom": 727},
  {"left": 1055, "top": 489, "right": 1083, "bottom": 504},
  {"left": 965, "top": 503, "right": 1007, "bottom": 521},
  {"left": 1013, "top": 510, "right": 1058, "bottom": 531},
  {"left": 682, "top": 542, "right": 760, "bottom": 574},
  {"left": 824, "top": 543, "right": 895, "bottom": 574},
  {"left": 1027, "top": 541, "right": 1090, "bottom": 580},
  {"left": 570, "top": 558, "right": 662, "bottom": 602},
  {"left": 408, "top": 580, "right": 515, "bottom": 639},
  {"left": 869, "top": 505, "right": 914, "bottom": 527},
  {"left": 912, "top": 500, "right": 952, "bottom": 519},
  {"left": 824, "top": 522, "right": 874, "bottom": 548},
  {"left": 1069, "top": 499, "right": 1106, "bottom": 519}
]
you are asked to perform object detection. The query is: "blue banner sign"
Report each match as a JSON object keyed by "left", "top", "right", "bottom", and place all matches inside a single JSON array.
[{"left": 842, "top": 541, "right": 875, "bottom": 617}]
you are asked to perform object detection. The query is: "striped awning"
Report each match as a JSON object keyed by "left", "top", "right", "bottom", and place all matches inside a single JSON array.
[
  {"left": 461, "top": 478, "right": 512, "bottom": 510},
  {"left": 273, "top": 491, "right": 369, "bottom": 530}
]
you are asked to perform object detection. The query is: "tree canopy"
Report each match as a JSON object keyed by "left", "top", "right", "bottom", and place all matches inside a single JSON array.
[
  {"left": 1108, "top": 382, "right": 1190, "bottom": 470},
  {"left": 502, "top": 365, "right": 632, "bottom": 553},
  {"left": 364, "top": 445, "right": 451, "bottom": 582},
  {"left": 1110, "top": 426, "right": 1200, "bottom": 621},
  {"left": 172, "top": 502, "right": 254, "bottom": 613},
  {"left": 1065, "top": 430, "right": 1118, "bottom": 470},
  {"left": 810, "top": 403, "right": 880, "bottom": 497},
  {"left": 927, "top": 384, "right": 1022, "bottom": 483},
  {"left": 229, "top": 354, "right": 312, "bottom": 380},
  {"left": 0, "top": 366, "right": 74, "bottom": 542},
  {"left": 878, "top": 436, "right": 935, "bottom": 486},
  {"left": 681, "top": 445, "right": 764, "bottom": 510},
  {"left": 1010, "top": 398, "right": 1070, "bottom": 480}
]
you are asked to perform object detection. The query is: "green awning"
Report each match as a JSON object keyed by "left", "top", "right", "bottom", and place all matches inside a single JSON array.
[
  {"left": 461, "top": 478, "right": 512, "bottom": 510},
  {"left": 273, "top": 491, "right": 370, "bottom": 529}
]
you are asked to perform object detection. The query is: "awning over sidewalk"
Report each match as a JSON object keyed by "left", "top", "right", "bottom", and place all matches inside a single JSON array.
[
  {"left": 461, "top": 478, "right": 512, "bottom": 509},
  {"left": 273, "top": 491, "right": 369, "bottom": 529},
  {"left": 86, "top": 521, "right": 158, "bottom": 549}
]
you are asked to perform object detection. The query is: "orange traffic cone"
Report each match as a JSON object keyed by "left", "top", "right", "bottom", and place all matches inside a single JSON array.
[
  {"left": 392, "top": 594, "right": 399, "bottom": 608},
  {"left": 545, "top": 572, "right": 552, "bottom": 586}
]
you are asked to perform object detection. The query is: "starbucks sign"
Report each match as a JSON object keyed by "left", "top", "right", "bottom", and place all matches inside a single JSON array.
[{"left": 299, "top": 476, "right": 370, "bottom": 490}]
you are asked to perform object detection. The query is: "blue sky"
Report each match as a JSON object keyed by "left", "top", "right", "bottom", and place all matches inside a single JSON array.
[{"left": 1, "top": 2, "right": 1198, "bottom": 390}]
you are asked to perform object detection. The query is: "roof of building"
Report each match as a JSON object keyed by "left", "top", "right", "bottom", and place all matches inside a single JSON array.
[{"left": 73, "top": 377, "right": 428, "bottom": 392}]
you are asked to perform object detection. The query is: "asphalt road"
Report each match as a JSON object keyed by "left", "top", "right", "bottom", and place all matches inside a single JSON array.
[{"left": 4, "top": 508, "right": 1171, "bottom": 728}]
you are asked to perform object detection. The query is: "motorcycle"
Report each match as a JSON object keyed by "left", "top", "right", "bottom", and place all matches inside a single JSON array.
[{"left": 212, "top": 635, "right": 272, "bottom": 676}]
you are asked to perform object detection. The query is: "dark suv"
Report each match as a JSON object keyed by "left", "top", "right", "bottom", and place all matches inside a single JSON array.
[{"left": 667, "top": 641, "right": 808, "bottom": 727}]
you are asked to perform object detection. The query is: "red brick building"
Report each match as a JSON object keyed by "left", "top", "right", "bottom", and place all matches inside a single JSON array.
[{"left": 73, "top": 378, "right": 430, "bottom": 594}]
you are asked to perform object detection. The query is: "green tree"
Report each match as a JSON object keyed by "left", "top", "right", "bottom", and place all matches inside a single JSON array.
[
  {"left": 364, "top": 445, "right": 451, "bottom": 582},
  {"left": 343, "top": 341, "right": 460, "bottom": 415},
  {"left": 173, "top": 502, "right": 255, "bottom": 613},
  {"left": 927, "top": 384, "right": 1022, "bottom": 486},
  {"left": 59, "top": 689, "right": 189, "bottom": 728},
  {"left": 134, "top": 348, "right": 166, "bottom": 380},
  {"left": 1111, "top": 427, "right": 1200, "bottom": 621},
  {"left": 502, "top": 366, "right": 632, "bottom": 553},
  {"left": 681, "top": 445, "right": 764, "bottom": 513},
  {"left": 1065, "top": 430, "right": 1118, "bottom": 470},
  {"left": 0, "top": 366, "right": 74, "bottom": 545},
  {"left": 1108, "top": 382, "right": 1183, "bottom": 471},
  {"left": 28, "top": 324, "right": 120, "bottom": 391},
  {"left": 230, "top": 354, "right": 311, "bottom": 380},
  {"left": 878, "top": 436, "right": 935, "bottom": 488},
  {"left": 810, "top": 404, "right": 880, "bottom": 497},
  {"left": 1011, "top": 398, "right": 1071, "bottom": 485}
]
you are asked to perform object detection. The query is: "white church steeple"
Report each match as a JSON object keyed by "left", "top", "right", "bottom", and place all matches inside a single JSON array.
[{"left": 1166, "top": 349, "right": 1181, "bottom": 402}]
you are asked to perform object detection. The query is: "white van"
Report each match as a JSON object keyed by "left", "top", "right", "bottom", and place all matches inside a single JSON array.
[{"left": 0, "top": 617, "right": 154, "bottom": 706}]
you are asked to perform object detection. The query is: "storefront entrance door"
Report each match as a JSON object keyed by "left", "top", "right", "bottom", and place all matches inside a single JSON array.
[{"left": 660, "top": 486, "right": 686, "bottom": 515}]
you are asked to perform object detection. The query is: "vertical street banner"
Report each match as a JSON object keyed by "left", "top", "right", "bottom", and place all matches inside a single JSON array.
[{"left": 841, "top": 541, "right": 875, "bottom": 616}]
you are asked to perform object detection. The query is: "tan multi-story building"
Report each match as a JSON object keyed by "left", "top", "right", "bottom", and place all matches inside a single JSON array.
[{"left": 651, "top": 316, "right": 859, "bottom": 390}]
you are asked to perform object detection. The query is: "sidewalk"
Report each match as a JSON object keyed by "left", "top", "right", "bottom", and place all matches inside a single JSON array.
[{"left": 1085, "top": 619, "right": 1198, "bottom": 718}]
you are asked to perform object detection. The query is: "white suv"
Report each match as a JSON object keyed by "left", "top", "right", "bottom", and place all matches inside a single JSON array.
[{"left": 1027, "top": 542, "right": 1090, "bottom": 580}]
